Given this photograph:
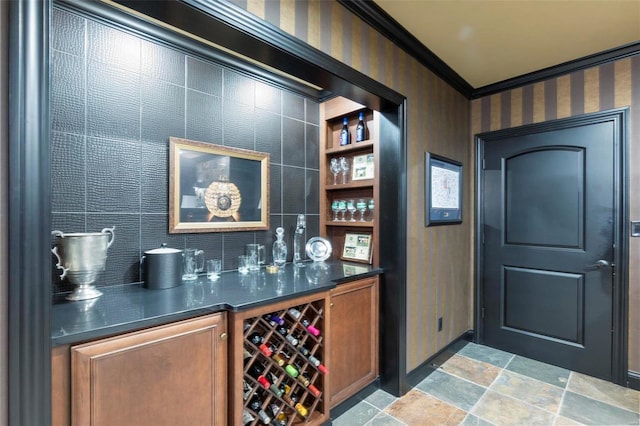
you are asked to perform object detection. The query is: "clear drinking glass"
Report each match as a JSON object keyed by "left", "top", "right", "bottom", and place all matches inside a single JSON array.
[
  {"left": 331, "top": 200, "right": 340, "bottom": 221},
  {"left": 330, "top": 157, "right": 341, "bottom": 185},
  {"left": 238, "top": 255, "right": 250, "bottom": 274},
  {"left": 347, "top": 199, "right": 357, "bottom": 222},
  {"left": 339, "top": 157, "right": 350, "bottom": 184},
  {"left": 357, "top": 199, "right": 367, "bottom": 222},
  {"left": 368, "top": 198, "right": 375, "bottom": 221},
  {"left": 337, "top": 199, "right": 347, "bottom": 221},
  {"left": 206, "top": 259, "right": 221, "bottom": 280}
]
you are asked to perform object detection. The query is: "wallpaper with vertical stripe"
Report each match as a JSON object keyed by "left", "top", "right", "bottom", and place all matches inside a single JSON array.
[
  {"left": 471, "top": 57, "right": 640, "bottom": 374},
  {"left": 230, "top": 0, "right": 639, "bottom": 375},
  {"left": 231, "top": 0, "right": 473, "bottom": 374}
]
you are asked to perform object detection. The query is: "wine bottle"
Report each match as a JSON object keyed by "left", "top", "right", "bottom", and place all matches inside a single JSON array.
[
  {"left": 308, "top": 383, "right": 321, "bottom": 398},
  {"left": 301, "top": 319, "right": 320, "bottom": 336},
  {"left": 288, "top": 307, "right": 302, "bottom": 319},
  {"left": 247, "top": 362, "right": 271, "bottom": 389},
  {"left": 248, "top": 331, "right": 265, "bottom": 346},
  {"left": 249, "top": 394, "right": 272, "bottom": 424},
  {"left": 277, "top": 326, "right": 299, "bottom": 346},
  {"left": 285, "top": 363, "right": 299, "bottom": 378},
  {"left": 339, "top": 117, "right": 350, "bottom": 146},
  {"left": 295, "top": 402, "right": 309, "bottom": 418},
  {"left": 355, "top": 111, "right": 367, "bottom": 142},
  {"left": 268, "top": 372, "right": 284, "bottom": 397}
]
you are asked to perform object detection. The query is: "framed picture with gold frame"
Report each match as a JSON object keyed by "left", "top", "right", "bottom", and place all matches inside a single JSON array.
[
  {"left": 341, "top": 232, "right": 373, "bottom": 264},
  {"left": 169, "top": 137, "right": 269, "bottom": 233}
]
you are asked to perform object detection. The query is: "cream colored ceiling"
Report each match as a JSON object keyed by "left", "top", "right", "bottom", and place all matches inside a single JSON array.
[{"left": 374, "top": 0, "right": 640, "bottom": 88}]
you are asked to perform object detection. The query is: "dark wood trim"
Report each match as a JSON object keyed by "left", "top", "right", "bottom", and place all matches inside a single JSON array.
[
  {"left": 377, "top": 101, "right": 409, "bottom": 396},
  {"left": 103, "top": 0, "right": 404, "bottom": 109},
  {"left": 341, "top": 1, "right": 640, "bottom": 99},
  {"left": 8, "top": 1, "right": 52, "bottom": 425},
  {"left": 475, "top": 109, "right": 630, "bottom": 386},
  {"left": 338, "top": 0, "right": 473, "bottom": 98}
]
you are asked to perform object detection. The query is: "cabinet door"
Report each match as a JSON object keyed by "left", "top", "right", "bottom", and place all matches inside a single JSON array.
[
  {"left": 71, "top": 313, "right": 227, "bottom": 426},
  {"left": 329, "top": 277, "right": 379, "bottom": 407}
]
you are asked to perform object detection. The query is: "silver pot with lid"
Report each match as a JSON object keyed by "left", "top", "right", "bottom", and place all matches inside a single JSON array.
[{"left": 143, "top": 244, "right": 183, "bottom": 290}]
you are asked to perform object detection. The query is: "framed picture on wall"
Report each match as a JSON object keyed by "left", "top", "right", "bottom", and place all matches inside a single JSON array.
[{"left": 425, "top": 152, "right": 462, "bottom": 226}]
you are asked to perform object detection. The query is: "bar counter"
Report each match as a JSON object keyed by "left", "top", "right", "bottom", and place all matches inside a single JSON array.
[{"left": 51, "top": 260, "right": 382, "bottom": 346}]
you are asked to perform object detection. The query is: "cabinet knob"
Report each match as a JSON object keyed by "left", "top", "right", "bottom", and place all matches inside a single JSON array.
[
  {"left": 330, "top": 302, "right": 334, "bottom": 308},
  {"left": 220, "top": 332, "right": 228, "bottom": 341}
]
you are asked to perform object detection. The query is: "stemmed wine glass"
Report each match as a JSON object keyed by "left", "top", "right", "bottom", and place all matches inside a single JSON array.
[
  {"left": 367, "top": 198, "right": 375, "bottom": 221},
  {"left": 330, "top": 158, "right": 341, "bottom": 185},
  {"left": 356, "top": 199, "right": 367, "bottom": 222},
  {"left": 339, "top": 157, "right": 350, "bottom": 184},
  {"left": 347, "top": 199, "right": 357, "bottom": 222},
  {"left": 331, "top": 200, "right": 340, "bottom": 221},
  {"left": 338, "top": 199, "right": 347, "bottom": 221}
]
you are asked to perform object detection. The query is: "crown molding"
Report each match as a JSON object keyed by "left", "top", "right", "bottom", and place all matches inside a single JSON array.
[
  {"left": 338, "top": 0, "right": 474, "bottom": 98},
  {"left": 341, "top": 0, "right": 640, "bottom": 100}
]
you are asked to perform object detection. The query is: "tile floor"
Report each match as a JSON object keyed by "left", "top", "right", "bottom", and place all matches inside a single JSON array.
[{"left": 331, "top": 341, "right": 640, "bottom": 425}]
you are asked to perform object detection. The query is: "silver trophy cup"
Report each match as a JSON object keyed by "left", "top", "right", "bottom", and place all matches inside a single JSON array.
[{"left": 51, "top": 227, "right": 115, "bottom": 301}]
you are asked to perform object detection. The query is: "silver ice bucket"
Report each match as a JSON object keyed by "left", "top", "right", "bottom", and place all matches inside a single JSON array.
[{"left": 51, "top": 227, "right": 115, "bottom": 301}]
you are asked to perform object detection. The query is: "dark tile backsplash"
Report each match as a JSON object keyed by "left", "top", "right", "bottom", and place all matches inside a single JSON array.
[{"left": 50, "top": 7, "right": 320, "bottom": 294}]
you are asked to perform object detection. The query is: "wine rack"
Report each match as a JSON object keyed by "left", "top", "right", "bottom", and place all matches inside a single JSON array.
[{"left": 240, "top": 299, "right": 328, "bottom": 425}]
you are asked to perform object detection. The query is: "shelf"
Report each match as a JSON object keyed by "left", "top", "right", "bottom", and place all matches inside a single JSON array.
[
  {"left": 325, "top": 140, "right": 374, "bottom": 155},
  {"left": 325, "top": 181, "right": 374, "bottom": 190},
  {"left": 326, "top": 221, "right": 374, "bottom": 228}
]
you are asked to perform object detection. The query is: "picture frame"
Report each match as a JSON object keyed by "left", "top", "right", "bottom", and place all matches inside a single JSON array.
[
  {"left": 425, "top": 152, "right": 462, "bottom": 226},
  {"left": 169, "top": 137, "right": 270, "bottom": 233},
  {"left": 351, "top": 153, "right": 375, "bottom": 181},
  {"left": 341, "top": 232, "right": 373, "bottom": 264}
]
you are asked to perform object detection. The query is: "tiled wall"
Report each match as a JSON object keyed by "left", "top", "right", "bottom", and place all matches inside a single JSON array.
[
  {"left": 471, "top": 57, "right": 640, "bottom": 374},
  {"left": 50, "top": 7, "right": 320, "bottom": 293}
]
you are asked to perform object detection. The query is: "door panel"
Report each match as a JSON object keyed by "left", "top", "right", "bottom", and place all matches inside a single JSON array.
[{"left": 481, "top": 119, "right": 616, "bottom": 381}]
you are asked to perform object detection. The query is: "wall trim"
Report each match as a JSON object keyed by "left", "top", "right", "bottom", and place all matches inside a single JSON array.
[
  {"left": 628, "top": 371, "right": 640, "bottom": 391},
  {"left": 8, "top": 1, "right": 52, "bottom": 425},
  {"left": 340, "top": 0, "right": 640, "bottom": 99}
]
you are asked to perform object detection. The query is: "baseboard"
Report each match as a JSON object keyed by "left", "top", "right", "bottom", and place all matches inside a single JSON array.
[
  {"left": 627, "top": 370, "right": 640, "bottom": 391},
  {"left": 405, "top": 330, "right": 474, "bottom": 389}
]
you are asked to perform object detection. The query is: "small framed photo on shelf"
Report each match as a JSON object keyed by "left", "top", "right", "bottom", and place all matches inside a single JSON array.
[
  {"left": 351, "top": 153, "right": 375, "bottom": 181},
  {"left": 341, "top": 232, "right": 373, "bottom": 264},
  {"left": 425, "top": 152, "right": 462, "bottom": 226}
]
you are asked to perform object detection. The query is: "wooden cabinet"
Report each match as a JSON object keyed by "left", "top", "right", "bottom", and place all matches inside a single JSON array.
[
  {"left": 320, "top": 97, "right": 380, "bottom": 267},
  {"left": 229, "top": 292, "right": 330, "bottom": 426},
  {"left": 59, "top": 313, "right": 227, "bottom": 426},
  {"left": 328, "top": 276, "right": 379, "bottom": 407}
]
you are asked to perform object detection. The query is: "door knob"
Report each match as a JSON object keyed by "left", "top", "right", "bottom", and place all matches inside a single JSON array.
[{"left": 586, "top": 259, "right": 610, "bottom": 269}]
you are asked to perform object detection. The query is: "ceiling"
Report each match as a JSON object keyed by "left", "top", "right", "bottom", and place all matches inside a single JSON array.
[{"left": 373, "top": 0, "right": 640, "bottom": 89}]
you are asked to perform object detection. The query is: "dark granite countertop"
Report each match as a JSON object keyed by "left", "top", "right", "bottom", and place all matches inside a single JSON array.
[{"left": 51, "top": 260, "right": 382, "bottom": 346}]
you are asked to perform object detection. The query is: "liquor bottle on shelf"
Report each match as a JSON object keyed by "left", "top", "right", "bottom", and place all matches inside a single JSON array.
[
  {"left": 249, "top": 393, "right": 272, "bottom": 424},
  {"left": 339, "top": 117, "right": 350, "bottom": 146},
  {"left": 263, "top": 313, "right": 284, "bottom": 327},
  {"left": 293, "top": 214, "right": 306, "bottom": 267},
  {"left": 301, "top": 318, "right": 321, "bottom": 336},
  {"left": 272, "top": 227, "right": 287, "bottom": 267},
  {"left": 356, "top": 111, "right": 367, "bottom": 142}
]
